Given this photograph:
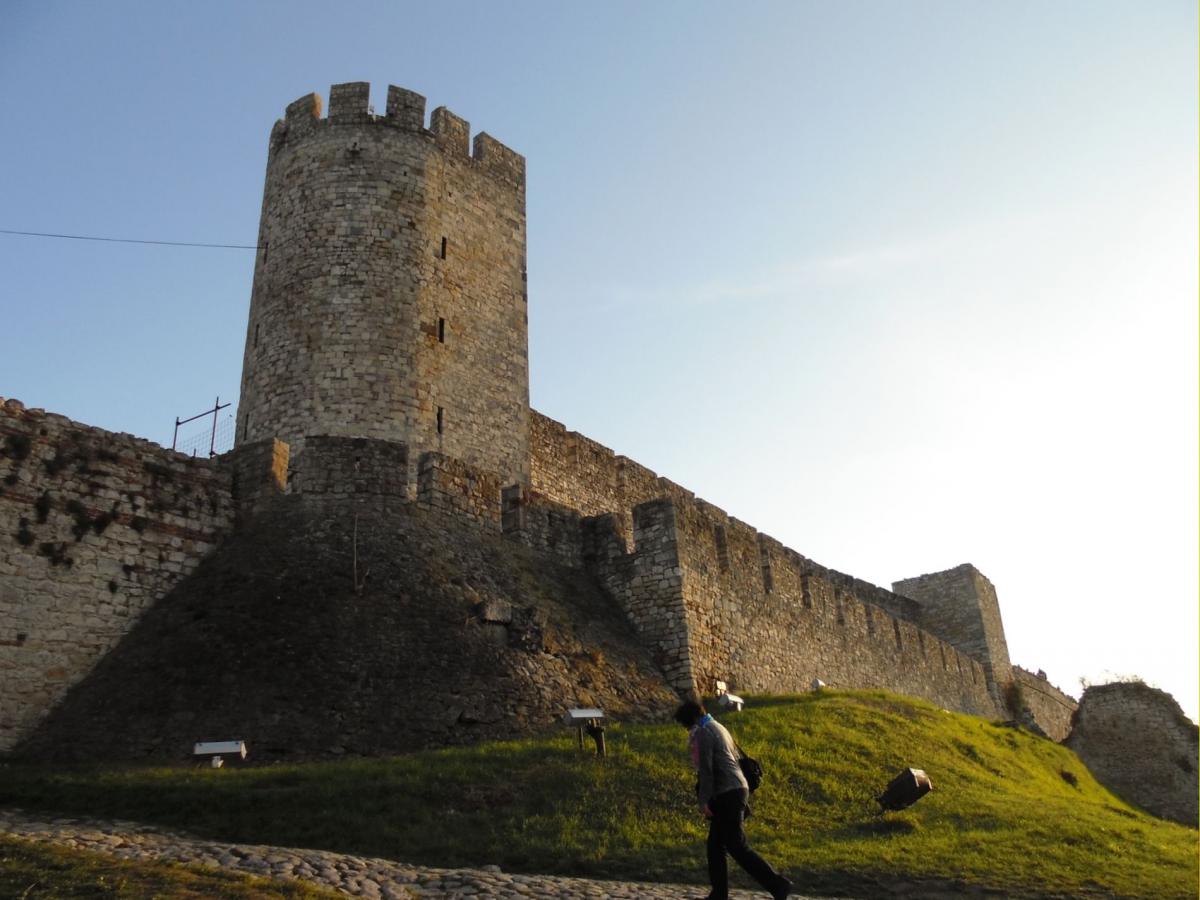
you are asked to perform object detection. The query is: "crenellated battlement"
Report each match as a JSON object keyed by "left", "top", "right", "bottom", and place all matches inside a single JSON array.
[{"left": 272, "top": 82, "right": 525, "bottom": 188}]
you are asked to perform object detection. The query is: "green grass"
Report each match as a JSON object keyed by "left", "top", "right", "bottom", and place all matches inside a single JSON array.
[
  {"left": 0, "top": 833, "right": 341, "bottom": 899},
  {"left": 1, "top": 691, "right": 1195, "bottom": 899}
]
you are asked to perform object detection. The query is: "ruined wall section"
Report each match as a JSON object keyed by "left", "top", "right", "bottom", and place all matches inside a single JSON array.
[
  {"left": 669, "top": 495, "right": 997, "bottom": 715},
  {"left": 1066, "top": 683, "right": 1198, "bottom": 826},
  {"left": 0, "top": 398, "right": 238, "bottom": 751},
  {"left": 1012, "top": 666, "right": 1077, "bottom": 742},
  {"left": 238, "top": 83, "right": 529, "bottom": 485}
]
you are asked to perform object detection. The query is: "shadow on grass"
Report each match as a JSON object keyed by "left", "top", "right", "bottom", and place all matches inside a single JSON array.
[{"left": 842, "top": 817, "right": 919, "bottom": 837}]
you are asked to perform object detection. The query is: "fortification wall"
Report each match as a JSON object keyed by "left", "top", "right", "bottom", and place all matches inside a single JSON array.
[
  {"left": 0, "top": 398, "right": 238, "bottom": 751},
  {"left": 1065, "top": 682, "right": 1198, "bottom": 826},
  {"left": 529, "top": 412, "right": 680, "bottom": 546},
  {"left": 1011, "top": 666, "right": 1077, "bottom": 741},
  {"left": 238, "top": 83, "right": 530, "bottom": 485},
  {"left": 669, "top": 495, "right": 997, "bottom": 714},
  {"left": 527, "top": 410, "right": 997, "bottom": 713}
]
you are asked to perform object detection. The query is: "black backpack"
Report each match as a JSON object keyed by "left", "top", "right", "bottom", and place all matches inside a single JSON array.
[{"left": 736, "top": 743, "right": 763, "bottom": 792}]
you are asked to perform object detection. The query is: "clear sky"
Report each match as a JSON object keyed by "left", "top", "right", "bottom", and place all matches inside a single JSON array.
[{"left": 2, "top": 1, "right": 1196, "bottom": 721}]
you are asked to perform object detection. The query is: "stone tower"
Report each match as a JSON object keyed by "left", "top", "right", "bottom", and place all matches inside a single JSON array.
[
  {"left": 892, "top": 563, "right": 1014, "bottom": 707},
  {"left": 235, "top": 82, "right": 530, "bottom": 485}
]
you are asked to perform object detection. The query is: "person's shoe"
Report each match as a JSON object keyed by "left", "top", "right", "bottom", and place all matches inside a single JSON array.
[{"left": 770, "top": 876, "right": 793, "bottom": 900}]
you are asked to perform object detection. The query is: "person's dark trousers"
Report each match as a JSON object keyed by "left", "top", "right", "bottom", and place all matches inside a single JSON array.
[{"left": 706, "top": 788, "right": 784, "bottom": 898}]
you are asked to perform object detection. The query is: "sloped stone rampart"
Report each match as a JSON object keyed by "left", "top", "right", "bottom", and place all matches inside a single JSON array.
[
  {"left": 15, "top": 496, "right": 680, "bottom": 762},
  {"left": 1065, "top": 682, "right": 1198, "bottom": 826}
]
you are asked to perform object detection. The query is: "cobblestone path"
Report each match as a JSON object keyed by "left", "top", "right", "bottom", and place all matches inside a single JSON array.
[{"left": 1, "top": 808, "right": 835, "bottom": 899}]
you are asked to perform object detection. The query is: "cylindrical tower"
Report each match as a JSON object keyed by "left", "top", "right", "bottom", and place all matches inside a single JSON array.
[{"left": 236, "top": 82, "right": 530, "bottom": 485}]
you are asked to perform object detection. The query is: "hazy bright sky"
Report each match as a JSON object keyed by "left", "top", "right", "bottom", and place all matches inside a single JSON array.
[{"left": 2, "top": 2, "right": 1196, "bottom": 721}]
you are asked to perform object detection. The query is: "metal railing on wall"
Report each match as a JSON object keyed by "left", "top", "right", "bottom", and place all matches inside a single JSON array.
[{"left": 172, "top": 397, "right": 234, "bottom": 458}]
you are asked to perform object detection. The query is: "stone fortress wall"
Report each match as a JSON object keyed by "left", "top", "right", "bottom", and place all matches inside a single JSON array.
[
  {"left": 0, "top": 398, "right": 536, "bottom": 753},
  {"left": 0, "top": 398, "right": 239, "bottom": 751},
  {"left": 1, "top": 393, "right": 1058, "bottom": 753},
  {"left": 13, "top": 83, "right": 1192, "bottom": 827},
  {"left": 237, "top": 82, "right": 530, "bottom": 487},
  {"left": 525, "top": 412, "right": 999, "bottom": 717}
]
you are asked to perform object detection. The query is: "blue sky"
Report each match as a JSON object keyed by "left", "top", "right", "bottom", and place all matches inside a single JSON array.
[{"left": 2, "top": 1, "right": 1196, "bottom": 720}]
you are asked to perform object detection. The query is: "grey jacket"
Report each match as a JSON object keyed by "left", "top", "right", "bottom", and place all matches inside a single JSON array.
[{"left": 691, "top": 717, "right": 748, "bottom": 809}]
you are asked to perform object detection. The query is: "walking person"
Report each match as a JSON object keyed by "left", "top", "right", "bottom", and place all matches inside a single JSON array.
[{"left": 674, "top": 700, "right": 792, "bottom": 900}]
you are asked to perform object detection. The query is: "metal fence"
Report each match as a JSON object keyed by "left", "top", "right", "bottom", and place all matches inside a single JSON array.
[{"left": 172, "top": 397, "right": 235, "bottom": 458}]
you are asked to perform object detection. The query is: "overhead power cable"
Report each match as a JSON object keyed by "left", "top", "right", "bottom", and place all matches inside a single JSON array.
[{"left": 0, "top": 228, "right": 262, "bottom": 250}]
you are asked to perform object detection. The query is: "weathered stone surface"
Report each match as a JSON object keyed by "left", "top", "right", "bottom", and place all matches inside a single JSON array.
[
  {"left": 237, "top": 83, "right": 530, "bottom": 489},
  {"left": 891, "top": 565, "right": 1014, "bottom": 702},
  {"left": 0, "top": 399, "right": 237, "bottom": 752},
  {"left": 1065, "top": 682, "right": 1198, "bottom": 826},
  {"left": 1012, "top": 665, "right": 1077, "bottom": 742}
]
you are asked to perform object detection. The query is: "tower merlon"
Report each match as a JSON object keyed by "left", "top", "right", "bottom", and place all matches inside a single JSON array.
[
  {"left": 386, "top": 85, "right": 426, "bottom": 129},
  {"left": 473, "top": 133, "right": 526, "bottom": 187},
  {"left": 431, "top": 106, "right": 470, "bottom": 156},
  {"left": 328, "top": 81, "right": 371, "bottom": 123},
  {"left": 284, "top": 92, "right": 322, "bottom": 135}
]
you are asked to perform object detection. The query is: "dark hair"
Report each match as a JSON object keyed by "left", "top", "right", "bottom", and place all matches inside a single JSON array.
[{"left": 673, "top": 700, "right": 705, "bottom": 728}]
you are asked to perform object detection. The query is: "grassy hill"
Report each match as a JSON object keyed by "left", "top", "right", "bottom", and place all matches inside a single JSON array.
[{"left": 1, "top": 690, "right": 1195, "bottom": 899}]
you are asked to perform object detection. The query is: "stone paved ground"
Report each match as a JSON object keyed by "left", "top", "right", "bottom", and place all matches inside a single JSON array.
[{"left": 0, "top": 808, "right": 837, "bottom": 899}]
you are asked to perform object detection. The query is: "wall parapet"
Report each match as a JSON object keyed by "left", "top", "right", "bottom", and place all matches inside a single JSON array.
[
  {"left": 501, "top": 485, "right": 583, "bottom": 566},
  {"left": 290, "top": 436, "right": 408, "bottom": 503},
  {"left": 667, "top": 490, "right": 996, "bottom": 714},
  {"left": 416, "top": 451, "right": 502, "bottom": 530}
]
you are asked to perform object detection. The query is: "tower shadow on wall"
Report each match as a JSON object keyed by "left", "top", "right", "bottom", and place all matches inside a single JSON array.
[{"left": 14, "top": 495, "right": 679, "bottom": 763}]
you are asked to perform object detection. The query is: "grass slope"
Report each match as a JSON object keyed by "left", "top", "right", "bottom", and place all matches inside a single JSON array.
[{"left": 2, "top": 691, "right": 1195, "bottom": 899}]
